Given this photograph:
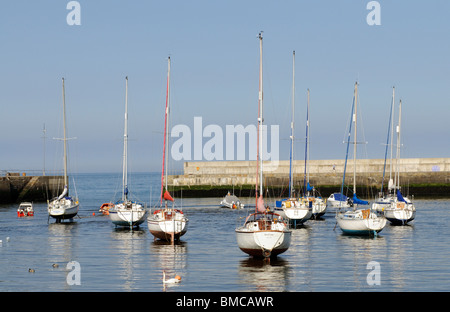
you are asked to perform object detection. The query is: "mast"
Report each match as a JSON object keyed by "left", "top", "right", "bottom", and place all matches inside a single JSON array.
[
  {"left": 381, "top": 87, "right": 394, "bottom": 192},
  {"left": 166, "top": 57, "right": 171, "bottom": 192},
  {"left": 340, "top": 82, "right": 356, "bottom": 205},
  {"left": 289, "top": 50, "right": 295, "bottom": 198},
  {"left": 389, "top": 86, "right": 395, "bottom": 189},
  {"left": 395, "top": 99, "right": 402, "bottom": 190},
  {"left": 42, "top": 123, "right": 46, "bottom": 176},
  {"left": 161, "top": 57, "right": 171, "bottom": 204},
  {"left": 352, "top": 82, "right": 358, "bottom": 196},
  {"left": 256, "top": 31, "right": 263, "bottom": 208},
  {"left": 307, "top": 89, "right": 310, "bottom": 190},
  {"left": 304, "top": 88, "right": 310, "bottom": 196},
  {"left": 62, "top": 78, "right": 68, "bottom": 189},
  {"left": 122, "top": 76, "right": 129, "bottom": 201}
]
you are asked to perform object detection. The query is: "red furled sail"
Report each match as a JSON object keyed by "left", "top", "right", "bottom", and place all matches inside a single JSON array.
[
  {"left": 257, "top": 195, "right": 266, "bottom": 213},
  {"left": 163, "top": 190, "right": 174, "bottom": 202}
]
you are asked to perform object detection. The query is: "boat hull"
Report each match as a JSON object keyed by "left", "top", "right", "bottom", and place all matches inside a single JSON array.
[
  {"left": 147, "top": 209, "right": 188, "bottom": 241},
  {"left": 235, "top": 229, "right": 291, "bottom": 258},
  {"left": 275, "top": 198, "right": 312, "bottom": 224},
  {"left": 336, "top": 210, "right": 386, "bottom": 235},
  {"left": 307, "top": 197, "right": 327, "bottom": 218},
  {"left": 48, "top": 198, "right": 79, "bottom": 221},
  {"left": 109, "top": 203, "right": 147, "bottom": 227},
  {"left": 275, "top": 207, "right": 311, "bottom": 224},
  {"left": 384, "top": 207, "right": 415, "bottom": 225}
]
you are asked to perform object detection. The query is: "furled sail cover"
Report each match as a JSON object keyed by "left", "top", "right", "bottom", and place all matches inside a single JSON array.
[
  {"left": 257, "top": 195, "right": 266, "bottom": 213},
  {"left": 396, "top": 189, "right": 407, "bottom": 202},
  {"left": 352, "top": 193, "right": 369, "bottom": 205},
  {"left": 333, "top": 193, "right": 348, "bottom": 202},
  {"left": 163, "top": 190, "right": 174, "bottom": 202},
  {"left": 57, "top": 185, "right": 68, "bottom": 200}
]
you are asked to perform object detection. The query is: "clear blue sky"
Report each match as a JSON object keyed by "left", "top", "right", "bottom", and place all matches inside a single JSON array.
[{"left": 1, "top": 1, "right": 449, "bottom": 174}]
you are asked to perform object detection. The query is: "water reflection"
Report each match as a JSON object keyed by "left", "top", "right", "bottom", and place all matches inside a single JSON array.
[
  {"left": 287, "top": 226, "right": 313, "bottom": 289},
  {"left": 385, "top": 224, "right": 415, "bottom": 291},
  {"left": 109, "top": 228, "right": 147, "bottom": 291},
  {"left": 150, "top": 241, "right": 188, "bottom": 291},
  {"left": 335, "top": 232, "right": 388, "bottom": 291},
  {"left": 238, "top": 257, "right": 290, "bottom": 291},
  {"left": 47, "top": 222, "right": 79, "bottom": 291}
]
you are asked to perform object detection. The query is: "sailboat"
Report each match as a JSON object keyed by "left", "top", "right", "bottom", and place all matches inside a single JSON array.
[
  {"left": 274, "top": 51, "right": 311, "bottom": 226},
  {"left": 373, "top": 92, "right": 416, "bottom": 224},
  {"left": 148, "top": 57, "right": 189, "bottom": 243},
  {"left": 335, "top": 82, "right": 386, "bottom": 235},
  {"left": 300, "top": 89, "right": 327, "bottom": 219},
  {"left": 327, "top": 192, "right": 350, "bottom": 210},
  {"left": 48, "top": 78, "right": 79, "bottom": 222},
  {"left": 235, "top": 33, "right": 291, "bottom": 259},
  {"left": 372, "top": 86, "right": 397, "bottom": 212},
  {"left": 109, "top": 76, "right": 147, "bottom": 228}
]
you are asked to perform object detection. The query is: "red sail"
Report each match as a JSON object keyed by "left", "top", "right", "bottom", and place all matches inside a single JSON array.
[
  {"left": 257, "top": 195, "right": 266, "bottom": 213},
  {"left": 163, "top": 190, "right": 174, "bottom": 202}
]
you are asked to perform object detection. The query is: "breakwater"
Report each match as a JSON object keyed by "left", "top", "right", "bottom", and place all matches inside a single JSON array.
[
  {"left": 168, "top": 158, "right": 450, "bottom": 198},
  {"left": 0, "top": 173, "right": 64, "bottom": 204}
]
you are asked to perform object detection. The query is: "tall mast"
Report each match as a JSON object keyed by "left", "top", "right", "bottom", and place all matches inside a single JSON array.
[
  {"left": 62, "top": 78, "right": 68, "bottom": 189},
  {"left": 161, "top": 57, "right": 171, "bottom": 204},
  {"left": 256, "top": 32, "right": 264, "bottom": 205},
  {"left": 353, "top": 82, "right": 358, "bottom": 195},
  {"left": 42, "top": 123, "right": 46, "bottom": 176},
  {"left": 395, "top": 99, "right": 402, "bottom": 190},
  {"left": 304, "top": 88, "right": 310, "bottom": 196},
  {"left": 389, "top": 86, "right": 395, "bottom": 187},
  {"left": 289, "top": 50, "right": 295, "bottom": 198},
  {"left": 307, "top": 89, "right": 310, "bottom": 187},
  {"left": 381, "top": 86, "right": 394, "bottom": 192},
  {"left": 166, "top": 57, "right": 171, "bottom": 192},
  {"left": 340, "top": 83, "right": 356, "bottom": 202},
  {"left": 122, "top": 76, "right": 129, "bottom": 201}
]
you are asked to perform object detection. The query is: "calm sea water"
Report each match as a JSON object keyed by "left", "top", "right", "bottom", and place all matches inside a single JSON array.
[{"left": 1, "top": 172, "right": 449, "bottom": 292}]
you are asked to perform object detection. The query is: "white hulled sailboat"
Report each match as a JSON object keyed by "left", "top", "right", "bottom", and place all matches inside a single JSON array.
[
  {"left": 300, "top": 89, "right": 326, "bottom": 219},
  {"left": 147, "top": 57, "right": 188, "bottom": 243},
  {"left": 109, "top": 77, "right": 147, "bottom": 228},
  {"left": 373, "top": 92, "right": 416, "bottom": 224},
  {"left": 335, "top": 82, "right": 386, "bottom": 236},
  {"left": 274, "top": 51, "right": 311, "bottom": 226},
  {"left": 235, "top": 33, "right": 291, "bottom": 259},
  {"left": 48, "top": 78, "right": 79, "bottom": 222}
]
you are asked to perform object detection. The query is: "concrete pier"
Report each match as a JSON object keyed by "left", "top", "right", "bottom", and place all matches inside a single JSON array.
[
  {"left": 0, "top": 173, "right": 64, "bottom": 204},
  {"left": 168, "top": 158, "right": 450, "bottom": 198}
]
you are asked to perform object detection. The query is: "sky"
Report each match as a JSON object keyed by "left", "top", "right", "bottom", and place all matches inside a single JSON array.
[{"left": 0, "top": 1, "right": 449, "bottom": 174}]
